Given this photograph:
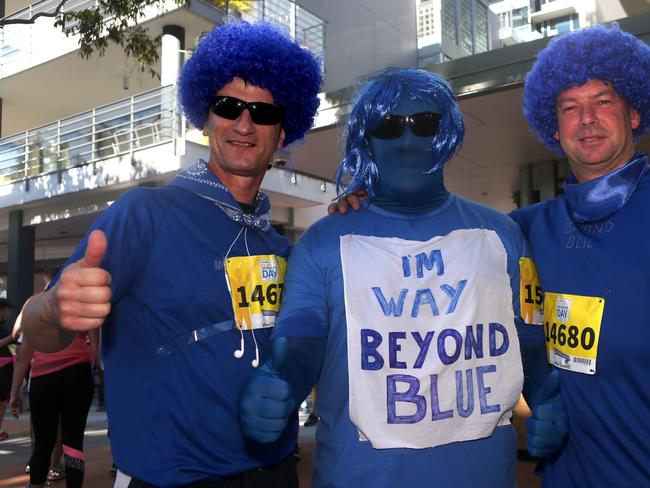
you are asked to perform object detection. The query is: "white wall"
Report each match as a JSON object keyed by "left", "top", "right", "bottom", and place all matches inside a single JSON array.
[{"left": 298, "top": 0, "right": 419, "bottom": 92}]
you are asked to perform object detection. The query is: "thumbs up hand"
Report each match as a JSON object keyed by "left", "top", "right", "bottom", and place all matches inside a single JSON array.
[
  {"left": 46, "top": 229, "right": 112, "bottom": 331},
  {"left": 526, "top": 369, "right": 569, "bottom": 458},
  {"left": 240, "top": 337, "right": 295, "bottom": 443}
]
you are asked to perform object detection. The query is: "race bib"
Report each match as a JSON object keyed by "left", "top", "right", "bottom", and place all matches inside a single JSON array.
[
  {"left": 543, "top": 292, "right": 604, "bottom": 375},
  {"left": 519, "top": 257, "right": 543, "bottom": 325},
  {"left": 225, "top": 255, "right": 286, "bottom": 330},
  {"left": 341, "top": 229, "right": 523, "bottom": 450}
]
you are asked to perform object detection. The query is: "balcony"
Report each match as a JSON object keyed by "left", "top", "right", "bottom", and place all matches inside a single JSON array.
[
  {"left": 0, "top": 83, "right": 336, "bottom": 220},
  {"left": 529, "top": 0, "right": 576, "bottom": 23},
  {"left": 236, "top": 0, "right": 326, "bottom": 61},
  {"left": 499, "top": 24, "right": 543, "bottom": 46},
  {"left": 0, "top": 85, "right": 179, "bottom": 202},
  {"left": 0, "top": 0, "right": 326, "bottom": 79}
]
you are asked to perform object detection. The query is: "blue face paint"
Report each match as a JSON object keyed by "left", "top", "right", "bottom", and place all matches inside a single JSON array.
[{"left": 370, "top": 95, "right": 449, "bottom": 213}]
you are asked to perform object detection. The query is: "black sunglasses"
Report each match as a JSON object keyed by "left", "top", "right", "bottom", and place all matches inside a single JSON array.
[
  {"left": 210, "top": 96, "right": 284, "bottom": 126},
  {"left": 371, "top": 112, "right": 442, "bottom": 139}
]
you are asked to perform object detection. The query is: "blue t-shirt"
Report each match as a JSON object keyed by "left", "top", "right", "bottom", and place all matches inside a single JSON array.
[
  {"left": 57, "top": 169, "right": 296, "bottom": 486},
  {"left": 511, "top": 164, "right": 650, "bottom": 486},
  {"left": 275, "top": 194, "right": 539, "bottom": 488}
]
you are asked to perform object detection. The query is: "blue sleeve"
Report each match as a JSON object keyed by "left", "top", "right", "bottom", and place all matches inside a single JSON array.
[
  {"left": 274, "top": 227, "right": 330, "bottom": 339},
  {"left": 272, "top": 225, "right": 331, "bottom": 403},
  {"left": 504, "top": 212, "right": 550, "bottom": 405}
]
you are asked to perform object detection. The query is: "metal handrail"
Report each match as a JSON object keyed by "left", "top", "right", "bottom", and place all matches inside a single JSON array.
[
  {"left": 0, "top": 85, "right": 178, "bottom": 185},
  {"left": 236, "top": 0, "right": 325, "bottom": 59}
]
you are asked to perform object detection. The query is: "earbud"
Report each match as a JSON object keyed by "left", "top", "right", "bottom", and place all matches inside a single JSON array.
[
  {"left": 251, "top": 347, "right": 260, "bottom": 368},
  {"left": 233, "top": 336, "right": 244, "bottom": 358}
]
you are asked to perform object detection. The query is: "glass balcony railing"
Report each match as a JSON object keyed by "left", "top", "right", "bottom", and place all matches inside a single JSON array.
[
  {"left": 236, "top": 0, "right": 325, "bottom": 60},
  {"left": 0, "top": 85, "right": 178, "bottom": 185}
]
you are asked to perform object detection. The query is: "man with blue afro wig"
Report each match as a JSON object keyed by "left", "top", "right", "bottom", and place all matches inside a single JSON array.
[
  {"left": 179, "top": 20, "right": 321, "bottom": 147},
  {"left": 240, "top": 67, "right": 565, "bottom": 487},
  {"left": 19, "top": 20, "right": 322, "bottom": 488},
  {"left": 512, "top": 24, "right": 650, "bottom": 486}
]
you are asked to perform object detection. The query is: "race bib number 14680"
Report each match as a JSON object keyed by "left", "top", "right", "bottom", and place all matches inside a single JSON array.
[{"left": 543, "top": 292, "right": 604, "bottom": 375}]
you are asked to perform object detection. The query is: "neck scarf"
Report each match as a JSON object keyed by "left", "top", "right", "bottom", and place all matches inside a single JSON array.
[
  {"left": 170, "top": 159, "right": 272, "bottom": 232},
  {"left": 563, "top": 153, "right": 648, "bottom": 223}
]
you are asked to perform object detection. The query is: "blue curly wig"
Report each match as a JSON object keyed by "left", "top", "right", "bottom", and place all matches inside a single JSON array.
[
  {"left": 336, "top": 67, "right": 464, "bottom": 198},
  {"left": 524, "top": 24, "right": 650, "bottom": 154},
  {"left": 178, "top": 21, "right": 322, "bottom": 147}
]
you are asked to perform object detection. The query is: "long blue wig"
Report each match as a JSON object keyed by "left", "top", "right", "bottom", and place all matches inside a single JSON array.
[
  {"left": 178, "top": 21, "right": 322, "bottom": 147},
  {"left": 336, "top": 67, "right": 465, "bottom": 198},
  {"left": 524, "top": 24, "right": 650, "bottom": 154}
]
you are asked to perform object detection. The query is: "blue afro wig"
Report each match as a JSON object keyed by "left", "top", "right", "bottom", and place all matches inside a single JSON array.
[
  {"left": 524, "top": 24, "right": 650, "bottom": 154},
  {"left": 336, "top": 67, "right": 464, "bottom": 198},
  {"left": 179, "top": 21, "right": 322, "bottom": 147}
]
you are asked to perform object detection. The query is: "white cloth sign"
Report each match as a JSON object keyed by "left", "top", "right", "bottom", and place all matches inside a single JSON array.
[{"left": 341, "top": 229, "right": 523, "bottom": 449}]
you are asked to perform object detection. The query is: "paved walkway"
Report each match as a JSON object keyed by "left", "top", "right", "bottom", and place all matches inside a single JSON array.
[{"left": 0, "top": 406, "right": 539, "bottom": 487}]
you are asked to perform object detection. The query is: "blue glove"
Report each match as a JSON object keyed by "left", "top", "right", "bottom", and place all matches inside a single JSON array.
[
  {"left": 240, "top": 337, "right": 295, "bottom": 443},
  {"left": 526, "top": 369, "right": 568, "bottom": 458}
]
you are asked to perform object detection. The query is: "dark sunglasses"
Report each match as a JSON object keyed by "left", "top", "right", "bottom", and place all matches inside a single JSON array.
[
  {"left": 210, "top": 96, "right": 284, "bottom": 125},
  {"left": 371, "top": 112, "right": 442, "bottom": 139}
]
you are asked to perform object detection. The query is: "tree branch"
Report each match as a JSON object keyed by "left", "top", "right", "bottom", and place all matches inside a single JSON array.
[{"left": 0, "top": 0, "right": 69, "bottom": 26}]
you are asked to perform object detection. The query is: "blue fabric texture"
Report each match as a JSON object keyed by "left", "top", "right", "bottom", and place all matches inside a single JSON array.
[
  {"left": 511, "top": 153, "right": 650, "bottom": 487},
  {"left": 55, "top": 161, "right": 295, "bottom": 487},
  {"left": 563, "top": 153, "right": 648, "bottom": 223},
  {"left": 274, "top": 196, "right": 541, "bottom": 488}
]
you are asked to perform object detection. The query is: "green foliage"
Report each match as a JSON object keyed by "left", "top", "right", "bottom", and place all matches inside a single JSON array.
[
  {"left": 54, "top": 0, "right": 189, "bottom": 78},
  {"left": 1, "top": 0, "right": 257, "bottom": 77}
]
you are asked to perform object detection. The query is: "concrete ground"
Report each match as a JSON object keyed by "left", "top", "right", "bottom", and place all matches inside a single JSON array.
[{"left": 0, "top": 404, "right": 540, "bottom": 487}]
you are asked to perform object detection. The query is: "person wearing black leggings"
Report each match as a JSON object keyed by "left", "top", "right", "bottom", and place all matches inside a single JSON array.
[{"left": 10, "top": 330, "right": 98, "bottom": 488}]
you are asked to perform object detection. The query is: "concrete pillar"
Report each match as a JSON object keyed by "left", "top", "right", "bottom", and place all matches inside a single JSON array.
[
  {"left": 519, "top": 163, "right": 534, "bottom": 208},
  {"left": 7, "top": 210, "right": 35, "bottom": 311},
  {"left": 161, "top": 25, "right": 185, "bottom": 86},
  {"left": 536, "top": 160, "right": 556, "bottom": 202}
]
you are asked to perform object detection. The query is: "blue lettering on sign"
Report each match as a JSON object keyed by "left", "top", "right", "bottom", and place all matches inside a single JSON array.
[
  {"left": 401, "top": 249, "right": 445, "bottom": 278},
  {"left": 384, "top": 366, "right": 501, "bottom": 424},
  {"left": 373, "top": 282, "right": 469, "bottom": 318},
  {"left": 387, "top": 375, "right": 426, "bottom": 424},
  {"left": 440, "top": 280, "right": 467, "bottom": 314},
  {"left": 437, "top": 329, "right": 462, "bottom": 365},
  {"left": 411, "top": 331, "right": 435, "bottom": 368},
  {"left": 430, "top": 374, "right": 453, "bottom": 420},
  {"left": 488, "top": 323, "right": 509, "bottom": 356},
  {"left": 465, "top": 323, "right": 484, "bottom": 359},
  {"left": 359, "top": 324, "right": 509, "bottom": 368},
  {"left": 402, "top": 256, "right": 411, "bottom": 278},
  {"left": 372, "top": 287, "right": 408, "bottom": 317},
  {"left": 456, "top": 369, "right": 475, "bottom": 418},
  {"left": 477, "top": 365, "right": 500, "bottom": 414},
  {"left": 389, "top": 332, "right": 407, "bottom": 369},
  {"left": 360, "top": 329, "right": 384, "bottom": 370},
  {"left": 411, "top": 289, "right": 440, "bottom": 317}
]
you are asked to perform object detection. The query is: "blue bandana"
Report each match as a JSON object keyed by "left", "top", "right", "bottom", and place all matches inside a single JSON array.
[
  {"left": 563, "top": 153, "right": 649, "bottom": 223},
  {"left": 170, "top": 159, "right": 272, "bottom": 232}
]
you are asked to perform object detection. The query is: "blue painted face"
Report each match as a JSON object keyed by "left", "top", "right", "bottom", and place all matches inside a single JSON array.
[{"left": 369, "top": 94, "right": 448, "bottom": 212}]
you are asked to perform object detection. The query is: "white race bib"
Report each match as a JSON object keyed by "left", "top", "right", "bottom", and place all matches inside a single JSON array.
[{"left": 341, "top": 229, "right": 523, "bottom": 449}]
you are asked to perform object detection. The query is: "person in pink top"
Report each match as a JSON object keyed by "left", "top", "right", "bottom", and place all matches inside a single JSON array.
[
  {"left": 10, "top": 324, "right": 99, "bottom": 488},
  {"left": 0, "top": 298, "right": 15, "bottom": 441}
]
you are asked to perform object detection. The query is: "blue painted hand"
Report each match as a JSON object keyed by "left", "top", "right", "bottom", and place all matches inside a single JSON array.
[{"left": 526, "top": 369, "right": 569, "bottom": 458}]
